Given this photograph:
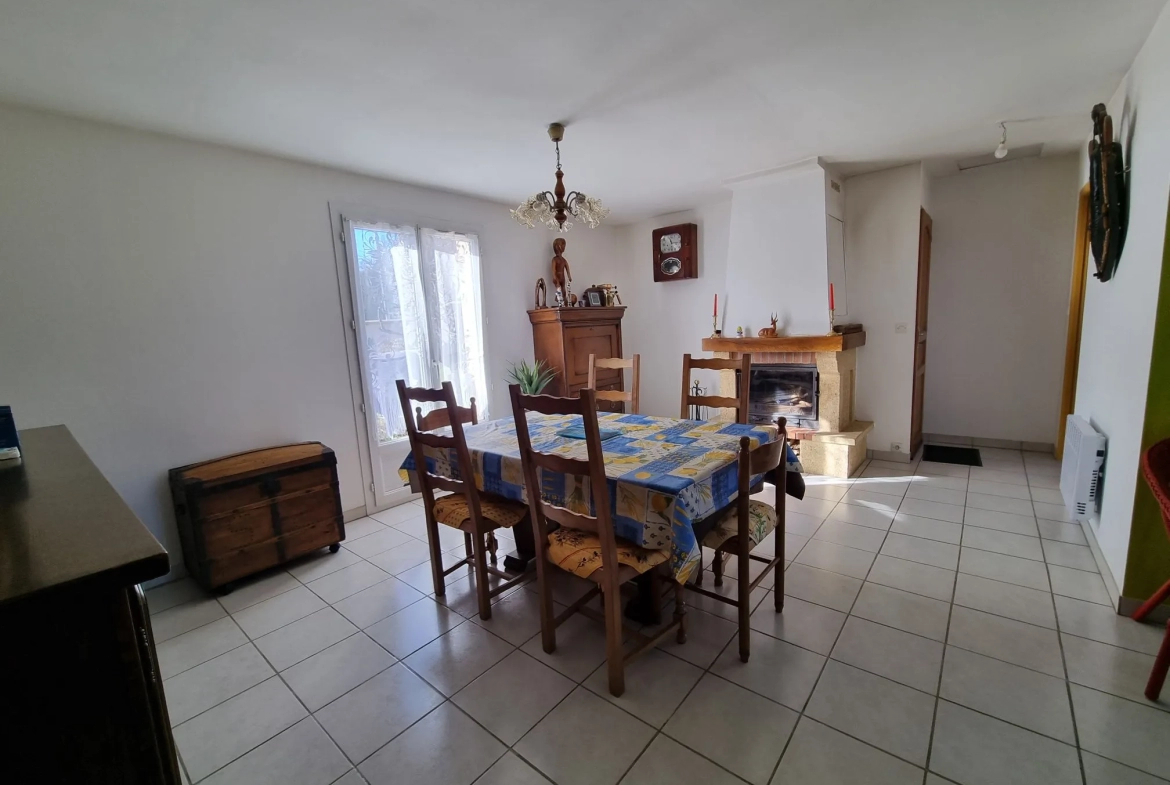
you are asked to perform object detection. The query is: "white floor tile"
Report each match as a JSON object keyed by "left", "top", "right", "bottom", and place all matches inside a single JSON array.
[
  {"left": 1048, "top": 564, "right": 1110, "bottom": 605},
  {"left": 404, "top": 619, "right": 513, "bottom": 696},
  {"left": 165, "top": 643, "right": 274, "bottom": 726},
  {"left": 961, "top": 527, "right": 1043, "bottom": 561},
  {"left": 1054, "top": 595, "right": 1166, "bottom": 655},
  {"left": 521, "top": 613, "right": 616, "bottom": 681},
  {"left": 253, "top": 607, "right": 358, "bottom": 671},
  {"left": 867, "top": 555, "right": 955, "bottom": 602},
  {"left": 1082, "top": 751, "right": 1170, "bottom": 785},
  {"left": 174, "top": 677, "right": 307, "bottom": 782},
  {"left": 967, "top": 479, "right": 1033, "bottom": 500},
  {"left": 305, "top": 561, "right": 391, "bottom": 604},
  {"left": 283, "top": 633, "right": 394, "bottom": 711},
  {"left": 1062, "top": 633, "right": 1167, "bottom": 710},
  {"left": 905, "top": 483, "right": 968, "bottom": 506},
  {"left": 1072, "top": 685, "right": 1170, "bottom": 780},
  {"left": 968, "top": 467, "right": 1028, "bottom": 486},
  {"left": 370, "top": 503, "right": 427, "bottom": 527},
  {"left": 453, "top": 650, "right": 575, "bottom": 744},
  {"left": 712, "top": 628, "right": 826, "bottom": 710},
  {"left": 1030, "top": 487, "right": 1065, "bottom": 505},
  {"left": 1034, "top": 501, "right": 1076, "bottom": 522},
  {"left": 840, "top": 487, "right": 903, "bottom": 510},
  {"left": 880, "top": 532, "right": 959, "bottom": 570},
  {"left": 157, "top": 616, "right": 248, "bottom": 679},
  {"left": 814, "top": 518, "right": 888, "bottom": 552},
  {"left": 830, "top": 616, "right": 943, "bottom": 694},
  {"left": 584, "top": 647, "right": 703, "bottom": 728},
  {"left": 475, "top": 752, "right": 553, "bottom": 785},
  {"left": 1042, "top": 540, "right": 1098, "bottom": 571},
  {"left": 344, "top": 516, "right": 388, "bottom": 540},
  {"left": 364, "top": 596, "right": 463, "bottom": 659},
  {"left": 517, "top": 688, "right": 655, "bottom": 785},
  {"left": 962, "top": 507, "right": 1038, "bottom": 536},
  {"left": 953, "top": 572, "right": 1056, "bottom": 629},
  {"left": 939, "top": 646, "right": 1075, "bottom": 743},
  {"left": 152, "top": 598, "right": 228, "bottom": 643},
  {"left": 773, "top": 717, "right": 924, "bottom": 785},
  {"left": 795, "top": 538, "right": 876, "bottom": 579},
  {"left": 659, "top": 606, "right": 738, "bottom": 668},
  {"left": 1037, "top": 519, "right": 1088, "bottom": 545},
  {"left": 929, "top": 700, "right": 1081, "bottom": 785},
  {"left": 966, "top": 492, "right": 1037, "bottom": 517},
  {"left": 286, "top": 547, "right": 363, "bottom": 583},
  {"left": 891, "top": 512, "right": 963, "bottom": 544},
  {"left": 784, "top": 510, "right": 825, "bottom": 536},
  {"left": 468, "top": 581, "right": 554, "bottom": 645},
  {"left": 313, "top": 662, "right": 444, "bottom": 763},
  {"left": 200, "top": 717, "right": 350, "bottom": 785},
  {"left": 828, "top": 501, "right": 895, "bottom": 530},
  {"left": 218, "top": 570, "right": 301, "bottom": 615},
  {"left": 663, "top": 674, "right": 797, "bottom": 785},
  {"left": 851, "top": 582, "right": 951, "bottom": 642},
  {"left": 750, "top": 595, "right": 847, "bottom": 654},
  {"left": 232, "top": 586, "right": 328, "bottom": 638},
  {"left": 343, "top": 526, "right": 416, "bottom": 558},
  {"left": 898, "top": 497, "right": 965, "bottom": 524},
  {"left": 959, "top": 548, "right": 1050, "bottom": 591},
  {"left": 783, "top": 563, "right": 863, "bottom": 611},
  {"left": 332, "top": 576, "right": 426, "bottom": 629},
  {"left": 147, "top": 578, "right": 207, "bottom": 614},
  {"left": 364, "top": 539, "right": 433, "bottom": 576},
  {"left": 805, "top": 660, "right": 935, "bottom": 766},
  {"left": 622, "top": 734, "right": 744, "bottom": 785},
  {"left": 947, "top": 606, "right": 1064, "bottom": 677},
  {"left": 358, "top": 703, "right": 505, "bottom": 785}
]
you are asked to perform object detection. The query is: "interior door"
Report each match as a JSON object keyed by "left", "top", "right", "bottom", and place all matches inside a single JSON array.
[
  {"left": 911, "top": 209, "right": 933, "bottom": 457},
  {"left": 1057, "top": 185, "right": 1092, "bottom": 460},
  {"left": 342, "top": 218, "right": 430, "bottom": 511}
]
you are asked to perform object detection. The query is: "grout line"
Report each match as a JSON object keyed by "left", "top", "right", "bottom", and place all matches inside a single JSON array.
[{"left": 921, "top": 538, "right": 960, "bottom": 783}]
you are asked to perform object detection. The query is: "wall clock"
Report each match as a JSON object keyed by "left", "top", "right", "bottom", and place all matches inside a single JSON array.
[
  {"left": 1088, "top": 103, "right": 1128, "bottom": 282},
  {"left": 652, "top": 223, "right": 698, "bottom": 282}
]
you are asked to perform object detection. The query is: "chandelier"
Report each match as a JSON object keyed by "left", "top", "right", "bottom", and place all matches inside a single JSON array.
[{"left": 511, "top": 123, "right": 609, "bottom": 232}]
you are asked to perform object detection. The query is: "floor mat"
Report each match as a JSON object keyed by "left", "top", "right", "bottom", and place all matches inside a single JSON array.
[{"left": 921, "top": 444, "right": 983, "bottom": 466}]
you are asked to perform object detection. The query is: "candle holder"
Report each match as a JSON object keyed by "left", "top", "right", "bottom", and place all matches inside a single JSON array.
[
  {"left": 829, "top": 307, "right": 836, "bottom": 333},
  {"left": 712, "top": 312, "right": 719, "bottom": 337}
]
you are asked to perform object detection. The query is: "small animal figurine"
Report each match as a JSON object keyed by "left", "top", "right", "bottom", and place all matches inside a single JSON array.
[
  {"left": 568, "top": 293, "right": 578, "bottom": 306},
  {"left": 551, "top": 238, "right": 572, "bottom": 306},
  {"left": 611, "top": 285, "right": 622, "bottom": 305},
  {"left": 534, "top": 277, "right": 547, "bottom": 309},
  {"left": 757, "top": 312, "right": 779, "bottom": 338}
]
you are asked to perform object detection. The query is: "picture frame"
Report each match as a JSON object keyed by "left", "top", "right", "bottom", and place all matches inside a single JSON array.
[{"left": 582, "top": 286, "right": 606, "bottom": 307}]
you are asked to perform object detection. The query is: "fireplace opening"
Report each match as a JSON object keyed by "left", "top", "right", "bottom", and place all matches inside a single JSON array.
[{"left": 748, "top": 364, "right": 819, "bottom": 429}]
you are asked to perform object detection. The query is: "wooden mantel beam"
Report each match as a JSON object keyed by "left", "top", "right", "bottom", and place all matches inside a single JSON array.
[{"left": 700, "top": 331, "right": 866, "bottom": 354}]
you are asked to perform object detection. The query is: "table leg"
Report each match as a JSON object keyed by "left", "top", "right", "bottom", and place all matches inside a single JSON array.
[{"left": 502, "top": 514, "right": 536, "bottom": 573}]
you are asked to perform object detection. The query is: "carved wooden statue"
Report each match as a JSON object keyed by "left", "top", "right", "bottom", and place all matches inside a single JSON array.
[
  {"left": 534, "top": 277, "right": 547, "bottom": 309},
  {"left": 757, "top": 313, "right": 779, "bottom": 338},
  {"left": 551, "top": 237, "right": 572, "bottom": 306}
]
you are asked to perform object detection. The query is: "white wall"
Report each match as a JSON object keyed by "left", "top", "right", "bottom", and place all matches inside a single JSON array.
[
  {"left": 923, "top": 155, "right": 1080, "bottom": 444},
  {"left": 0, "top": 102, "right": 620, "bottom": 576},
  {"left": 724, "top": 166, "right": 831, "bottom": 336},
  {"left": 1073, "top": 3, "right": 1170, "bottom": 586},
  {"left": 844, "top": 163, "right": 925, "bottom": 456}
]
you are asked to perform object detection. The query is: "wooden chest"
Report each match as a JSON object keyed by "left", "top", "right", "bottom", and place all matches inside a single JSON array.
[
  {"left": 529, "top": 306, "right": 626, "bottom": 411},
  {"left": 169, "top": 442, "right": 344, "bottom": 592}
]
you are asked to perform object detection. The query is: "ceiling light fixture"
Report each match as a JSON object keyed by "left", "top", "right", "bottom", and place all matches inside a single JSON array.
[
  {"left": 511, "top": 123, "right": 608, "bottom": 232},
  {"left": 994, "top": 122, "right": 1009, "bottom": 159}
]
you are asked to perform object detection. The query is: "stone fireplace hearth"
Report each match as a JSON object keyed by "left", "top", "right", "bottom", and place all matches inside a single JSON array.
[{"left": 701, "top": 331, "right": 873, "bottom": 478}]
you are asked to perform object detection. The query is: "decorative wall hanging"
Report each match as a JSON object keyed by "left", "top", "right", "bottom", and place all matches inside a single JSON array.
[
  {"left": 512, "top": 124, "right": 609, "bottom": 232},
  {"left": 1088, "top": 103, "right": 1128, "bottom": 282}
]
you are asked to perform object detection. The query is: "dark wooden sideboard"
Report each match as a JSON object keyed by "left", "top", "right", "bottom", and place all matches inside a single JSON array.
[
  {"left": 0, "top": 426, "right": 180, "bottom": 784},
  {"left": 529, "top": 306, "right": 626, "bottom": 408}
]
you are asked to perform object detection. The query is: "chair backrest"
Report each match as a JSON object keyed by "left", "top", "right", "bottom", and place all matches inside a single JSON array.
[
  {"left": 680, "top": 353, "right": 752, "bottom": 423},
  {"left": 736, "top": 416, "right": 788, "bottom": 521},
  {"left": 1142, "top": 437, "right": 1170, "bottom": 537},
  {"left": 397, "top": 380, "right": 485, "bottom": 526},
  {"left": 416, "top": 397, "right": 477, "bottom": 431},
  {"left": 509, "top": 385, "right": 621, "bottom": 564},
  {"left": 587, "top": 354, "right": 640, "bottom": 414}
]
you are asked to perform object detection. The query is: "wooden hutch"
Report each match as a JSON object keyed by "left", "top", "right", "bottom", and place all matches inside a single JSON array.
[{"left": 528, "top": 306, "right": 626, "bottom": 409}]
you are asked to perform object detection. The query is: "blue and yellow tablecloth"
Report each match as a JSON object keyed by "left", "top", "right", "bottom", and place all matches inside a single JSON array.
[{"left": 399, "top": 412, "right": 803, "bottom": 584}]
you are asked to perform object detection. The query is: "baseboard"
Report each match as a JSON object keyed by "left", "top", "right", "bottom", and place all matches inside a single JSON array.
[
  {"left": 867, "top": 449, "right": 914, "bottom": 463},
  {"left": 923, "top": 433, "right": 1054, "bottom": 454},
  {"left": 1118, "top": 595, "right": 1170, "bottom": 624},
  {"left": 344, "top": 505, "right": 368, "bottom": 523},
  {"left": 1079, "top": 518, "right": 1122, "bottom": 613}
]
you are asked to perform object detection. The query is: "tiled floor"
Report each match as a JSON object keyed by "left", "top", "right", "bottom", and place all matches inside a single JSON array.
[{"left": 148, "top": 447, "right": 1170, "bottom": 785}]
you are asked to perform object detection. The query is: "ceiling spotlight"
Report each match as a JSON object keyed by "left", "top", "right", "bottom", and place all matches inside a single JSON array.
[{"left": 994, "top": 122, "right": 1009, "bottom": 159}]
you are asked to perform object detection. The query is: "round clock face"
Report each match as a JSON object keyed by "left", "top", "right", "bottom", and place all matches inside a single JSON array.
[
  {"left": 660, "top": 256, "right": 682, "bottom": 276},
  {"left": 659, "top": 233, "right": 683, "bottom": 254}
]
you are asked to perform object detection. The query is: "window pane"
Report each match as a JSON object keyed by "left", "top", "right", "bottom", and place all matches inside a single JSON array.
[
  {"left": 419, "top": 228, "right": 489, "bottom": 419},
  {"left": 350, "top": 221, "right": 430, "bottom": 442}
]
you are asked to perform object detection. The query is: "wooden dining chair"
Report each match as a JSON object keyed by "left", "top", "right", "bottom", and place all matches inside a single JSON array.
[
  {"left": 688, "top": 417, "right": 788, "bottom": 662},
  {"left": 680, "top": 353, "right": 752, "bottom": 423},
  {"left": 509, "top": 384, "right": 686, "bottom": 697},
  {"left": 416, "top": 396, "right": 477, "bottom": 431},
  {"left": 587, "top": 354, "right": 640, "bottom": 414},
  {"left": 397, "top": 380, "right": 528, "bottom": 620}
]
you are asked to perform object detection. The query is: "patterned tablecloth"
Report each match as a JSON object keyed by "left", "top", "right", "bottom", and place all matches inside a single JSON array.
[{"left": 398, "top": 412, "right": 803, "bottom": 584}]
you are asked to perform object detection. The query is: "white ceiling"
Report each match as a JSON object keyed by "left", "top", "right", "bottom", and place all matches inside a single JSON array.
[{"left": 0, "top": 0, "right": 1163, "bottom": 221}]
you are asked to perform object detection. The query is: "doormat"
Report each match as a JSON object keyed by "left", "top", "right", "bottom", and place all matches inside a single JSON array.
[{"left": 922, "top": 445, "right": 983, "bottom": 466}]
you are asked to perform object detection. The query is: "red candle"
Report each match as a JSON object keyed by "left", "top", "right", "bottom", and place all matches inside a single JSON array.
[
  {"left": 829, "top": 283, "right": 835, "bottom": 312},
  {"left": 713, "top": 293, "right": 718, "bottom": 318}
]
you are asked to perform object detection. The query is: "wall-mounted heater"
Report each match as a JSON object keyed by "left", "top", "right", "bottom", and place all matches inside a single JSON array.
[{"left": 1060, "top": 415, "right": 1106, "bottom": 520}]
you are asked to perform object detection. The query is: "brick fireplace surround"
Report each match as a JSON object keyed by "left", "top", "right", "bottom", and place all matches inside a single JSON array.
[{"left": 700, "top": 331, "right": 873, "bottom": 478}]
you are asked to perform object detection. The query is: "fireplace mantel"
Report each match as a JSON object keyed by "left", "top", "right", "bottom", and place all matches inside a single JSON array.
[{"left": 700, "top": 331, "right": 865, "bottom": 353}]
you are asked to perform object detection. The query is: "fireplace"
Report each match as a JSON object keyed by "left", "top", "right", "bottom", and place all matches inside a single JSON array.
[{"left": 748, "top": 364, "right": 819, "bottom": 429}]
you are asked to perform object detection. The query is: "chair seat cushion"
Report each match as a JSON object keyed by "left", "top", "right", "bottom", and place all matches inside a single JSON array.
[
  {"left": 432, "top": 494, "right": 527, "bottom": 531},
  {"left": 702, "top": 500, "right": 778, "bottom": 550},
  {"left": 547, "top": 527, "right": 669, "bottom": 580}
]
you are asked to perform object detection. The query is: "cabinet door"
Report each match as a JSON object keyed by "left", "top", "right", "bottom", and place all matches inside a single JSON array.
[{"left": 564, "top": 325, "right": 621, "bottom": 389}]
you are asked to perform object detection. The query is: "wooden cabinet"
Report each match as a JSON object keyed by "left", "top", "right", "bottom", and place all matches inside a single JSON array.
[
  {"left": 0, "top": 426, "right": 180, "bottom": 784},
  {"left": 170, "top": 443, "right": 345, "bottom": 593},
  {"left": 529, "top": 306, "right": 626, "bottom": 409}
]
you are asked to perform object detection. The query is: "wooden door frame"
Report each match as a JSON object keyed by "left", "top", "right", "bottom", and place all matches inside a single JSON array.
[
  {"left": 1056, "top": 184, "right": 1092, "bottom": 460},
  {"left": 910, "top": 208, "right": 933, "bottom": 458}
]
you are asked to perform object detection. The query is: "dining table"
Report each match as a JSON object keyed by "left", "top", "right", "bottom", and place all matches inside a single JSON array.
[{"left": 398, "top": 411, "right": 805, "bottom": 594}]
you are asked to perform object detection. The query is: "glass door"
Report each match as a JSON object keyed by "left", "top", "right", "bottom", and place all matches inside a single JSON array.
[{"left": 342, "top": 217, "right": 489, "bottom": 511}]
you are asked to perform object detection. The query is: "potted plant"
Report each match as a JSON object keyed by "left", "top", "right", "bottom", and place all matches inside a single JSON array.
[{"left": 506, "top": 359, "right": 558, "bottom": 395}]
